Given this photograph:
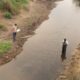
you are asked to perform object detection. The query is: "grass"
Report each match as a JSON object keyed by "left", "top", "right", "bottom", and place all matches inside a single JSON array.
[
  {"left": 0, "top": 41, "right": 12, "bottom": 56},
  {"left": 4, "top": 11, "right": 12, "bottom": 19},
  {"left": 0, "top": 0, "right": 29, "bottom": 15}
]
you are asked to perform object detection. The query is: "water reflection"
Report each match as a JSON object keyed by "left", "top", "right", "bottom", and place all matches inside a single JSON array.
[
  {"left": 73, "top": 0, "right": 80, "bottom": 7},
  {"left": 61, "top": 52, "right": 66, "bottom": 61}
]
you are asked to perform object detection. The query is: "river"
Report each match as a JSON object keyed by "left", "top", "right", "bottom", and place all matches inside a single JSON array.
[{"left": 0, "top": 0, "right": 80, "bottom": 80}]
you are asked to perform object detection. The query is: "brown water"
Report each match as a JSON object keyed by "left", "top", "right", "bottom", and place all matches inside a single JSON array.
[{"left": 0, "top": 0, "right": 80, "bottom": 80}]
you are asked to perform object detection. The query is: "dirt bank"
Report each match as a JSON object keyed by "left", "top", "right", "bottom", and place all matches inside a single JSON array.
[
  {"left": 56, "top": 45, "right": 80, "bottom": 80},
  {"left": 0, "top": 0, "right": 60, "bottom": 65}
]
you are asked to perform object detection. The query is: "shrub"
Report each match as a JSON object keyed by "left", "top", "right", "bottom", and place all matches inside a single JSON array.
[{"left": 4, "top": 12, "right": 12, "bottom": 19}]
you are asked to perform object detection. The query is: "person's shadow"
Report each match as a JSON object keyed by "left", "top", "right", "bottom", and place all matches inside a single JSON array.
[{"left": 61, "top": 52, "right": 67, "bottom": 62}]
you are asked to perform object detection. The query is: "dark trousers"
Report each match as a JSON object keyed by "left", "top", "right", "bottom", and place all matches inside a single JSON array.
[{"left": 13, "top": 32, "right": 17, "bottom": 42}]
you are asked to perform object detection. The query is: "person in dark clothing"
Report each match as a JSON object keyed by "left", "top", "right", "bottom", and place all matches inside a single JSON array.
[{"left": 61, "top": 38, "right": 68, "bottom": 61}]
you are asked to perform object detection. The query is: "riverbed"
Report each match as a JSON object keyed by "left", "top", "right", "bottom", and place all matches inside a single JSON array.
[{"left": 0, "top": 0, "right": 80, "bottom": 80}]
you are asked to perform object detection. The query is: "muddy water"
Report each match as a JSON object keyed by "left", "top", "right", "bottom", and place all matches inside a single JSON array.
[{"left": 0, "top": 0, "right": 80, "bottom": 80}]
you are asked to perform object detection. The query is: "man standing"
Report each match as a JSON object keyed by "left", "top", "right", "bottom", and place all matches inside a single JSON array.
[
  {"left": 61, "top": 38, "right": 68, "bottom": 61},
  {"left": 12, "top": 24, "right": 17, "bottom": 42}
]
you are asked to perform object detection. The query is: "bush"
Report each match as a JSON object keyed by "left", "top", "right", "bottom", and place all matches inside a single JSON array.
[
  {"left": 4, "top": 12, "right": 12, "bottom": 19},
  {"left": 0, "top": 24, "right": 7, "bottom": 31}
]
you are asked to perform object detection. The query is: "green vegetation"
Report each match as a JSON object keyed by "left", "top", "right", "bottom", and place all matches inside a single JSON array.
[
  {"left": 0, "top": 24, "right": 7, "bottom": 31},
  {"left": 4, "top": 11, "right": 12, "bottom": 19},
  {"left": 0, "top": 0, "right": 29, "bottom": 15},
  {"left": 0, "top": 41, "right": 12, "bottom": 56}
]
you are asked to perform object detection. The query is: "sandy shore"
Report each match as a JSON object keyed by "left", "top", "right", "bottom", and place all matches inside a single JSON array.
[{"left": 57, "top": 45, "right": 80, "bottom": 80}]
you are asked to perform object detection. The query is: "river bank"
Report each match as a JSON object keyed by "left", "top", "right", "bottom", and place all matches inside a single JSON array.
[
  {"left": 0, "top": 0, "right": 60, "bottom": 65},
  {"left": 57, "top": 45, "right": 80, "bottom": 80}
]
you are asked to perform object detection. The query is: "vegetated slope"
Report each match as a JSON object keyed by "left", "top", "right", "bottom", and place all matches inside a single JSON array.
[{"left": 0, "top": 0, "right": 29, "bottom": 14}]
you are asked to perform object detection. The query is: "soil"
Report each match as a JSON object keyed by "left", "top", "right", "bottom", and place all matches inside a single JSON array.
[{"left": 0, "top": 0, "right": 59, "bottom": 65}]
